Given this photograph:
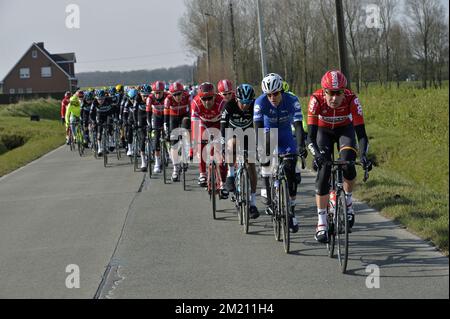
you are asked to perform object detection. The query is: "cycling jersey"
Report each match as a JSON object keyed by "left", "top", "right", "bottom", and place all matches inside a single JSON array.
[
  {"left": 61, "top": 97, "right": 70, "bottom": 119},
  {"left": 146, "top": 92, "right": 169, "bottom": 117},
  {"left": 65, "top": 101, "right": 81, "bottom": 125},
  {"left": 164, "top": 92, "right": 190, "bottom": 118},
  {"left": 220, "top": 99, "right": 254, "bottom": 135},
  {"left": 307, "top": 89, "right": 364, "bottom": 129},
  {"left": 253, "top": 92, "right": 303, "bottom": 155}
]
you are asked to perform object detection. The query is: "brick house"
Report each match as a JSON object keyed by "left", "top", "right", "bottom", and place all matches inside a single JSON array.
[{"left": 1, "top": 42, "right": 77, "bottom": 94}]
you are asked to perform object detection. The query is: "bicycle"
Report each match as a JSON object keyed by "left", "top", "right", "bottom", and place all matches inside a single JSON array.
[
  {"left": 232, "top": 150, "right": 250, "bottom": 233},
  {"left": 89, "top": 123, "right": 99, "bottom": 159},
  {"left": 113, "top": 119, "right": 122, "bottom": 160},
  {"left": 325, "top": 156, "right": 369, "bottom": 273},
  {"left": 100, "top": 121, "right": 110, "bottom": 168},
  {"left": 131, "top": 124, "right": 141, "bottom": 172},
  {"left": 266, "top": 154, "right": 305, "bottom": 254},
  {"left": 75, "top": 120, "right": 85, "bottom": 157},
  {"left": 67, "top": 126, "right": 75, "bottom": 152},
  {"left": 160, "top": 131, "right": 170, "bottom": 183},
  {"left": 145, "top": 127, "right": 154, "bottom": 178},
  {"left": 205, "top": 134, "right": 223, "bottom": 220}
]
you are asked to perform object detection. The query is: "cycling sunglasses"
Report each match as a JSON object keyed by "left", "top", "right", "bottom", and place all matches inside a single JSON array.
[
  {"left": 267, "top": 91, "right": 281, "bottom": 98},
  {"left": 325, "top": 89, "right": 344, "bottom": 96},
  {"left": 201, "top": 96, "right": 214, "bottom": 102}
]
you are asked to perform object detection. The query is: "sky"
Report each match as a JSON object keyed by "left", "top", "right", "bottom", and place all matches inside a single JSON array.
[
  {"left": 0, "top": 0, "right": 448, "bottom": 80},
  {"left": 0, "top": 0, "right": 196, "bottom": 78}
]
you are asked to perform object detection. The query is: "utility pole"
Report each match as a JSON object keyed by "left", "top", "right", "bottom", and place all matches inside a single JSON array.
[
  {"left": 256, "top": 0, "right": 268, "bottom": 78},
  {"left": 205, "top": 12, "right": 225, "bottom": 78},
  {"left": 229, "top": 2, "right": 238, "bottom": 85},
  {"left": 202, "top": 12, "right": 211, "bottom": 81},
  {"left": 335, "top": 0, "right": 351, "bottom": 88}
]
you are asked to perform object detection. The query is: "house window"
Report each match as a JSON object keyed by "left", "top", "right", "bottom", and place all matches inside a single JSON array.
[
  {"left": 41, "top": 66, "right": 52, "bottom": 78},
  {"left": 19, "top": 68, "right": 30, "bottom": 79},
  {"left": 32, "top": 50, "right": 38, "bottom": 58},
  {"left": 18, "top": 88, "right": 24, "bottom": 94},
  {"left": 26, "top": 88, "right": 33, "bottom": 93},
  {"left": 9, "top": 88, "right": 15, "bottom": 94}
]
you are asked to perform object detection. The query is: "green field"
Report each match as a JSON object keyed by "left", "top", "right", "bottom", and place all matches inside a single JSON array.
[
  {"left": 301, "top": 84, "right": 449, "bottom": 255},
  {"left": 0, "top": 98, "right": 65, "bottom": 177}
]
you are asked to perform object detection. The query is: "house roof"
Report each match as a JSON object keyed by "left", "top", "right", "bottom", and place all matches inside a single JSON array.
[{"left": 2, "top": 42, "right": 77, "bottom": 81}]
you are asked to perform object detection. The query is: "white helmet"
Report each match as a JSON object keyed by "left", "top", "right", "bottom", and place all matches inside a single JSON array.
[{"left": 261, "top": 73, "right": 283, "bottom": 94}]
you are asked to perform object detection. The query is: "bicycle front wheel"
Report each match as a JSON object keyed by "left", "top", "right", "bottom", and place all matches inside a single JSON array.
[
  {"left": 103, "top": 131, "right": 108, "bottom": 168},
  {"left": 210, "top": 163, "right": 217, "bottom": 219},
  {"left": 280, "top": 178, "right": 290, "bottom": 253},
  {"left": 272, "top": 181, "right": 281, "bottom": 242},
  {"left": 336, "top": 191, "right": 349, "bottom": 273},
  {"left": 241, "top": 168, "right": 250, "bottom": 234}
]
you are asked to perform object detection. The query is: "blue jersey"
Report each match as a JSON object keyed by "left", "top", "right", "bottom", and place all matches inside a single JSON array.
[{"left": 253, "top": 92, "right": 303, "bottom": 155}]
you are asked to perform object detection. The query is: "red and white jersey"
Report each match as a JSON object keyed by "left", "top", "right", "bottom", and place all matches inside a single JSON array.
[
  {"left": 190, "top": 94, "right": 225, "bottom": 126},
  {"left": 146, "top": 92, "right": 169, "bottom": 116},
  {"left": 164, "top": 91, "right": 190, "bottom": 117},
  {"left": 307, "top": 89, "right": 365, "bottom": 129}
]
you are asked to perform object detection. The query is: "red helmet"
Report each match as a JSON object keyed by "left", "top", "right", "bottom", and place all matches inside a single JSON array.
[
  {"left": 152, "top": 81, "right": 165, "bottom": 92},
  {"left": 198, "top": 82, "right": 215, "bottom": 98},
  {"left": 321, "top": 70, "right": 347, "bottom": 90},
  {"left": 169, "top": 82, "right": 184, "bottom": 94},
  {"left": 217, "top": 79, "right": 233, "bottom": 93}
]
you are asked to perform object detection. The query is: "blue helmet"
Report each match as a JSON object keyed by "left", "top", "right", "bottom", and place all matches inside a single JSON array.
[
  {"left": 108, "top": 86, "right": 117, "bottom": 95},
  {"left": 141, "top": 84, "right": 151, "bottom": 95},
  {"left": 85, "top": 91, "right": 94, "bottom": 101},
  {"left": 236, "top": 84, "right": 255, "bottom": 104},
  {"left": 127, "top": 88, "right": 138, "bottom": 99},
  {"left": 96, "top": 89, "right": 106, "bottom": 98}
]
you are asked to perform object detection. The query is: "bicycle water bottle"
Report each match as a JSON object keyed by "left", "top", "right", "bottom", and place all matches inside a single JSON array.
[{"left": 329, "top": 190, "right": 336, "bottom": 215}]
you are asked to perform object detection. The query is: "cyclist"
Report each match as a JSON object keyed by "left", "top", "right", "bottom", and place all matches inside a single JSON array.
[
  {"left": 217, "top": 79, "right": 235, "bottom": 103},
  {"left": 132, "top": 84, "right": 151, "bottom": 172},
  {"left": 164, "top": 82, "right": 191, "bottom": 182},
  {"left": 146, "top": 81, "right": 169, "bottom": 174},
  {"left": 121, "top": 88, "right": 139, "bottom": 157},
  {"left": 62, "top": 91, "right": 71, "bottom": 143},
  {"left": 254, "top": 73, "right": 307, "bottom": 233},
  {"left": 65, "top": 93, "right": 82, "bottom": 146},
  {"left": 191, "top": 82, "right": 228, "bottom": 198},
  {"left": 80, "top": 90, "right": 94, "bottom": 148},
  {"left": 307, "top": 70, "right": 372, "bottom": 243},
  {"left": 221, "top": 83, "right": 260, "bottom": 219},
  {"left": 90, "top": 89, "right": 114, "bottom": 157}
]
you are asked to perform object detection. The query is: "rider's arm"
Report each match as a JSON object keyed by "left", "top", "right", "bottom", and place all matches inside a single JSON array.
[
  {"left": 89, "top": 104, "right": 96, "bottom": 123},
  {"left": 294, "top": 121, "right": 306, "bottom": 150},
  {"left": 354, "top": 124, "right": 369, "bottom": 158},
  {"left": 306, "top": 95, "right": 321, "bottom": 157},
  {"left": 350, "top": 95, "right": 368, "bottom": 158},
  {"left": 220, "top": 105, "right": 229, "bottom": 139},
  {"left": 65, "top": 104, "right": 71, "bottom": 126}
]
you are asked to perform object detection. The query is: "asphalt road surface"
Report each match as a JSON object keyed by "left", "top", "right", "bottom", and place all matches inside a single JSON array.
[{"left": 0, "top": 145, "right": 448, "bottom": 299}]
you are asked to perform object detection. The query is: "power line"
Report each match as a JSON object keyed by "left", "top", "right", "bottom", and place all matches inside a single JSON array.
[{"left": 77, "top": 50, "right": 187, "bottom": 64}]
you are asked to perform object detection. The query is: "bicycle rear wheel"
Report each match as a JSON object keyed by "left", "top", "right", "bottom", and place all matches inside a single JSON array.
[
  {"left": 103, "top": 129, "right": 108, "bottom": 167},
  {"left": 241, "top": 168, "right": 250, "bottom": 234},
  {"left": 326, "top": 210, "right": 336, "bottom": 258},
  {"left": 280, "top": 178, "right": 290, "bottom": 253},
  {"left": 336, "top": 191, "right": 349, "bottom": 273},
  {"left": 115, "top": 126, "right": 121, "bottom": 160},
  {"left": 146, "top": 138, "right": 153, "bottom": 178},
  {"left": 162, "top": 141, "right": 167, "bottom": 183}
]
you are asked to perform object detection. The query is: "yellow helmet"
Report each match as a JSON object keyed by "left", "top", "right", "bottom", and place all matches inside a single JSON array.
[{"left": 116, "top": 84, "right": 124, "bottom": 93}]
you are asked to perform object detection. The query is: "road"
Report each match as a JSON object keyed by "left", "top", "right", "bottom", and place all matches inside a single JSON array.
[{"left": 0, "top": 145, "right": 448, "bottom": 299}]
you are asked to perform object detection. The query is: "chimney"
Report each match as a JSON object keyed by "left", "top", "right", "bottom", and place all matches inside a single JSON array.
[{"left": 36, "top": 42, "right": 44, "bottom": 49}]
